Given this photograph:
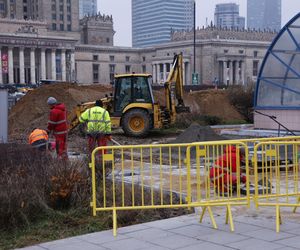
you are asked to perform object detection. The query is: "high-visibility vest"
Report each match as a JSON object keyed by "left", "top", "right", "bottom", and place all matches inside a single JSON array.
[
  {"left": 79, "top": 106, "right": 111, "bottom": 134},
  {"left": 29, "top": 129, "right": 49, "bottom": 145}
]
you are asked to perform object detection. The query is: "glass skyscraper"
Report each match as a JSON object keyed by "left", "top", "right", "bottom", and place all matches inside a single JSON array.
[
  {"left": 247, "top": 0, "right": 281, "bottom": 31},
  {"left": 79, "top": 0, "right": 98, "bottom": 18},
  {"left": 214, "top": 3, "right": 245, "bottom": 29},
  {"left": 132, "top": 0, "right": 194, "bottom": 48}
]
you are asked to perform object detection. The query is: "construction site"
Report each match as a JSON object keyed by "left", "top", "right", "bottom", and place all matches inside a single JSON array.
[{"left": 3, "top": 13, "right": 300, "bottom": 248}]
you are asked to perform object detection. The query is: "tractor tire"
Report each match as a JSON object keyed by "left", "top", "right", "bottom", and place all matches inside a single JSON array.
[{"left": 122, "top": 109, "right": 150, "bottom": 137}]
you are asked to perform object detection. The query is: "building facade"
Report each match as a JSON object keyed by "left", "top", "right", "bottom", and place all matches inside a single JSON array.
[
  {"left": 75, "top": 27, "right": 276, "bottom": 86},
  {"left": 0, "top": 0, "right": 79, "bottom": 32},
  {"left": 80, "top": 13, "right": 115, "bottom": 46},
  {"left": 0, "top": 18, "right": 77, "bottom": 85},
  {"left": 247, "top": 0, "right": 281, "bottom": 31},
  {"left": 79, "top": 0, "right": 97, "bottom": 18},
  {"left": 214, "top": 3, "right": 245, "bottom": 29},
  {"left": 132, "top": 0, "right": 194, "bottom": 48}
]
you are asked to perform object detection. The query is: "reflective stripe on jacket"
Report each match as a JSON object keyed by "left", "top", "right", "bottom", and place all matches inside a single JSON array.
[
  {"left": 79, "top": 106, "right": 111, "bottom": 134},
  {"left": 29, "top": 129, "right": 49, "bottom": 145}
]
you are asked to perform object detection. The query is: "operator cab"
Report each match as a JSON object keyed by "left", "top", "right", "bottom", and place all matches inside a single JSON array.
[{"left": 113, "top": 74, "right": 154, "bottom": 114}]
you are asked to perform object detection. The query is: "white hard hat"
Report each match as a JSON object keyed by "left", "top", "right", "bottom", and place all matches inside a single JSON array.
[{"left": 47, "top": 97, "right": 57, "bottom": 105}]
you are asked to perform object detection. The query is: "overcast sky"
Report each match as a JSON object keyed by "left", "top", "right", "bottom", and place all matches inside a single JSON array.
[{"left": 98, "top": 0, "right": 300, "bottom": 47}]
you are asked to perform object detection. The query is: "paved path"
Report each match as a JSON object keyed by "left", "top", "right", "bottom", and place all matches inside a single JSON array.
[{"left": 17, "top": 207, "right": 300, "bottom": 250}]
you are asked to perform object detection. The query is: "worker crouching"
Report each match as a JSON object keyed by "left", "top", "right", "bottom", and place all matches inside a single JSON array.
[
  {"left": 79, "top": 100, "right": 112, "bottom": 158},
  {"left": 210, "top": 145, "right": 247, "bottom": 194},
  {"left": 29, "top": 128, "right": 49, "bottom": 151}
]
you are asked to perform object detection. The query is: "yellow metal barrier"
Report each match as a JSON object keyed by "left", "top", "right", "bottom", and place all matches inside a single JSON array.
[
  {"left": 253, "top": 141, "right": 300, "bottom": 232},
  {"left": 90, "top": 140, "right": 252, "bottom": 235},
  {"left": 187, "top": 141, "right": 249, "bottom": 231},
  {"left": 89, "top": 136, "right": 300, "bottom": 235}
]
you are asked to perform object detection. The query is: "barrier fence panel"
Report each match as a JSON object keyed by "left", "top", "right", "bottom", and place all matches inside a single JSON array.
[
  {"left": 89, "top": 136, "right": 300, "bottom": 236},
  {"left": 90, "top": 143, "right": 192, "bottom": 236},
  {"left": 90, "top": 140, "right": 252, "bottom": 235},
  {"left": 253, "top": 141, "right": 300, "bottom": 232},
  {"left": 187, "top": 141, "right": 249, "bottom": 231}
]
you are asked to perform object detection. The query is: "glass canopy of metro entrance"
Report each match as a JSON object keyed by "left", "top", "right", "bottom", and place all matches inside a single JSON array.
[{"left": 255, "top": 13, "right": 300, "bottom": 109}]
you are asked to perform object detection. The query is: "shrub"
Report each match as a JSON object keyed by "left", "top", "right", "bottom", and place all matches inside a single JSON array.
[
  {"left": 226, "top": 84, "right": 254, "bottom": 123},
  {"left": 0, "top": 144, "right": 90, "bottom": 229}
]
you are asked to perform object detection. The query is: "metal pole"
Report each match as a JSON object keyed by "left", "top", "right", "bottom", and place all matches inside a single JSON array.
[
  {"left": 0, "top": 89, "right": 8, "bottom": 143},
  {"left": 193, "top": 0, "right": 196, "bottom": 74}
]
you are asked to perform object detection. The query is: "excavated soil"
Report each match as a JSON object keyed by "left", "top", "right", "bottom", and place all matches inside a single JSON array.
[
  {"left": 8, "top": 84, "right": 243, "bottom": 143},
  {"left": 9, "top": 83, "right": 112, "bottom": 141}
]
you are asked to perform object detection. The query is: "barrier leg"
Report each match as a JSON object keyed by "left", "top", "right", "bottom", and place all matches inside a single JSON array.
[
  {"left": 199, "top": 206, "right": 207, "bottom": 223},
  {"left": 113, "top": 209, "right": 117, "bottom": 237},
  {"left": 207, "top": 206, "right": 217, "bottom": 229},
  {"left": 225, "top": 204, "right": 235, "bottom": 232},
  {"left": 293, "top": 197, "right": 300, "bottom": 213},
  {"left": 276, "top": 205, "right": 281, "bottom": 233}
]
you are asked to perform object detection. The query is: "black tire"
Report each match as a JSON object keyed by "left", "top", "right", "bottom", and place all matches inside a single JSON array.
[{"left": 122, "top": 109, "right": 150, "bottom": 137}]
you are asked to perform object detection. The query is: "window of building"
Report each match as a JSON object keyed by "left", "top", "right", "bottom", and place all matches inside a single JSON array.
[
  {"left": 67, "top": 15, "right": 71, "bottom": 21},
  {"left": 52, "top": 4, "right": 56, "bottom": 11},
  {"left": 67, "top": 24, "right": 71, "bottom": 31},
  {"left": 109, "top": 55, "right": 114, "bottom": 62},
  {"left": 254, "top": 51, "right": 258, "bottom": 58},
  {"left": 224, "top": 49, "right": 229, "bottom": 53},
  {"left": 0, "top": 3, "right": 4, "bottom": 10},
  {"left": 67, "top": 6, "right": 71, "bottom": 12},
  {"left": 60, "top": 24, "right": 64, "bottom": 30},
  {"left": 60, "top": 14, "right": 64, "bottom": 20},
  {"left": 93, "top": 55, "right": 98, "bottom": 61},
  {"left": 239, "top": 50, "right": 244, "bottom": 54},
  {"left": 93, "top": 64, "right": 99, "bottom": 83},
  {"left": 142, "top": 56, "right": 146, "bottom": 62},
  {"left": 253, "top": 60, "right": 259, "bottom": 76},
  {"left": 109, "top": 64, "right": 115, "bottom": 82},
  {"left": 23, "top": 6, "right": 27, "bottom": 12},
  {"left": 52, "top": 14, "right": 56, "bottom": 20},
  {"left": 106, "top": 38, "right": 110, "bottom": 43},
  {"left": 59, "top": 5, "right": 63, "bottom": 11},
  {"left": 125, "top": 56, "right": 130, "bottom": 62},
  {"left": 67, "top": 0, "right": 71, "bottom": 3},
  {"left": 142, "top": 65, "right": 146, "bottom": 73},
  {"left": 125, "top": 65, "right": 131, "bottom": 73},
  {"left": 52, "top": 23, "right": 57, "bottom": 30}
]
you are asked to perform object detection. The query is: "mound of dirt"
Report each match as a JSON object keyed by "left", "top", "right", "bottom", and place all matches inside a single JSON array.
[
  {"left": 9, "top": 84, "right": 244, "bottom": 143},
  {"left": 9, "top": 83, "right": 112, "bottom": 141},
  {"left": 153, "top": 89, "right": 244, "bottom": 122},
  {"left": 172, "top": 123, "right": 227, "bottom": 144}
]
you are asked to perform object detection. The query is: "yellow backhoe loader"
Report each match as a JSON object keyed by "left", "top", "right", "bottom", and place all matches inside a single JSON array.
[{"left": 68, "top": 53, "right": 189, "bottom": 137}]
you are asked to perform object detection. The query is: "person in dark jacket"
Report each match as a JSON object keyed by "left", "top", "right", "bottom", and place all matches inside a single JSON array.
[
  {"left": 47, "top": 97, "right": 68, "bottom": 160},
  {"left": 210, "top": 145, "right": 246, "bottom": 194}
]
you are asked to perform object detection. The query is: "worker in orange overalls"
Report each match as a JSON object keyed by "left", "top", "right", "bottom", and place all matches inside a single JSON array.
[
  {"left": 28, "top": 128, "right": 49, "bottom": 151},
  {"left": 210, "top": 145, "right": 246, "bottom": 193}
]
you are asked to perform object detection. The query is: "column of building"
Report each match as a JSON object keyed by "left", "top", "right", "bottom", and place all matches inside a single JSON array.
[{"left": 0, "top": 46, "right": 73, "bottom": 85}]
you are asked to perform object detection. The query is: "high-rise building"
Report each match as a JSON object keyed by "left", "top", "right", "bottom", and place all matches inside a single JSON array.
[
  {"left": 247, "top": 0, "right": 281, "bottom": 31},
  {"left": 132, "top": 0, "right": 194, "bottom": 48},
  {"left": 214, "top": 3, "right": 245, "bottom": 29},
  {"left": 79, "top": 0, "right": 97, "bottom": 18},
  {"left": 0, "top": 0, "right": 79, "bottom": 32}
]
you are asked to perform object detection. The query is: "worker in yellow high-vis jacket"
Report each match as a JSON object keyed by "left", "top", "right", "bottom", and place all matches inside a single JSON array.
[{"left": 79, "top": 100, "right": 112, "bottom": 155}]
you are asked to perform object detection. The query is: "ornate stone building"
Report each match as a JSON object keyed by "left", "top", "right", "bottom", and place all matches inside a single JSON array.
[
  {"left": 75, "top": 26, "right": 276, "bottom": 86},
  {"left": 80, "top": 13, "right": 115, "bottom": 46},
  {"left": 0, "top": 1, "right": 276, "bottom": 87},
  {"left": 0, "top": 18, "right": 77, "bottom": 84}
]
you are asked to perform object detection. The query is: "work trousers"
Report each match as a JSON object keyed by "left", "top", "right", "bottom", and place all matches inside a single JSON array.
[
  {"left": 88, "top": 134, "right": 108, "bottom": 155},
  {"left": 54, "top": 134, "right": 68, "bottom": 160}
]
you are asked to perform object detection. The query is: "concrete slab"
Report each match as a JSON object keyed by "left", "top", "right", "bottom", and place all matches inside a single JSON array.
[{"left": 16, "top": 212, "right": 300, "bottom": 250}]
